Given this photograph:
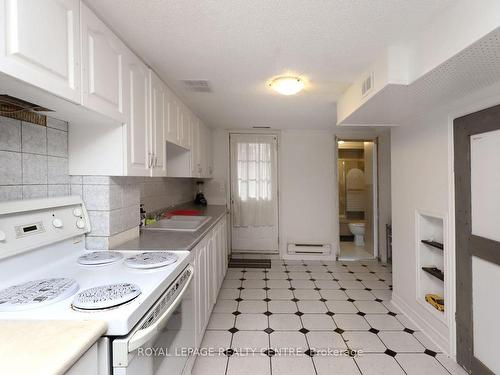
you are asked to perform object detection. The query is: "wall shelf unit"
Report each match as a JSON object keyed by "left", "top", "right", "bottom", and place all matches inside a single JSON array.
[{"left": 416, "top": 211, "right": 446, "bottom": 318}]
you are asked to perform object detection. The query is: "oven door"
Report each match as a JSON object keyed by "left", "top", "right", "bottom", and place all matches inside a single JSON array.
[{"left": 112, "top": 265, "right": 195, "bottom": 375}]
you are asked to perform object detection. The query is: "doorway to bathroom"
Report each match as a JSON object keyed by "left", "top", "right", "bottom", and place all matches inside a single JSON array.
[{"left": 337, "top": 139, "right": 378, "bottom": 260}]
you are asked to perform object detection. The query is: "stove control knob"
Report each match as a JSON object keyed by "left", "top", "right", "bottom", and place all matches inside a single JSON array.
[
  {"left": 52, "top": 218, "right": 63, "bottom": 228},
  {"left": 76, "top": 218, "right": 86, "bottom": 229},
  {"left": 73, "top": 208, "right": 83, "bottom": 217},
  {"left": 0, "top": 230, "right": 6, "bottom": 241}
]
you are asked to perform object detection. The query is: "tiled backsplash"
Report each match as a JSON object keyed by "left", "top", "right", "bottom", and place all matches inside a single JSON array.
[
  {"left": 0, "top": 115, "right": 70, "bottom": 200},
  {"left": 70, "top": 176, "right": 195, "bottom": 249},
  {"left": 1, "top": 115, "right": 197, "bottom": 250}
]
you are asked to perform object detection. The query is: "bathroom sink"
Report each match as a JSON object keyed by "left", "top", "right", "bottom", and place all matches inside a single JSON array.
[{"left": 143, "top": 215, "right": 211, "bottom": 232}]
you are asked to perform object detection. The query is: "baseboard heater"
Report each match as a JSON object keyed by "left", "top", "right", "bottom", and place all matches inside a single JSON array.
[{"left": 287, "top": 243, "right": 331, "bottom": 255}]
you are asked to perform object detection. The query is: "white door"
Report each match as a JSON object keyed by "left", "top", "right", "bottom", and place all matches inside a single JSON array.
[
  {"left": 190, "top": 118, "right": 201, "bottom": 177},
  {"left": 0, "top": 0, "right": 81, "bottom": 102},
  {"left": 149, "top": 70, "right": 167, "bottom": 176},
  {"left": 81, "top": 3, "right": 126, "bottom": 122},
  {"left": 124, "top": 51, "right": 150, "bottom": 176},
  {"left": 230, "top": 133, "right": 279, "bottom": 253}
]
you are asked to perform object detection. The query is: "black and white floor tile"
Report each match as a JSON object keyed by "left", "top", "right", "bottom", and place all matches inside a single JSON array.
[{"left": 192, "top": 259, "right": 467, "bottom": 375}]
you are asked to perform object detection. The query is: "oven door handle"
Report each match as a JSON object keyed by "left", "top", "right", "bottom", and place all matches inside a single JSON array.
[{"left": 128, "top": 266, "right": 194, "bottom": 352}]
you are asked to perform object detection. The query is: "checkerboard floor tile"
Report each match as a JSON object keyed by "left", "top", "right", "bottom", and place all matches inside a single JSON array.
[{"left": 193, "top": 259, "right": 465, "bottom": 375}]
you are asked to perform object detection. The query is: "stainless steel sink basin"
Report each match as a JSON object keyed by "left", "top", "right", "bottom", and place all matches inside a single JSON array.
[{"left": 143, "top": 215, "right": 211, "bottom": 232}]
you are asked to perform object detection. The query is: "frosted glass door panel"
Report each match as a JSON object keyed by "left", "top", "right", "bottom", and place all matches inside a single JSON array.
[
  {"left": 470, "top": 129, "right": 500, "bottom": 242},
  {"left": 472, "top": 256, "right": 500, "bottom": 374}
]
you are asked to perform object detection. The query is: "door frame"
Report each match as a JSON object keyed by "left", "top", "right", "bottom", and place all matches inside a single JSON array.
[
  {"left": 228, "top": 131, "right": 281, "bottom": 254},
  {"left": 454, "top": 104, "right": 500, "bottom": 375},
  {"left": 335, "top": 136, "right": 379, "bottom": 260}
]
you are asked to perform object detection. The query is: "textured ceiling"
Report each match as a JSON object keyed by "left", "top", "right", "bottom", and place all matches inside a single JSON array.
[{"left": 85, "top": 0, "right": 455, "bottom": 129}]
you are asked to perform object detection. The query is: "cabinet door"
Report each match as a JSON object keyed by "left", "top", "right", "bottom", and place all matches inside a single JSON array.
[
  {"left": 179, "top": 106, "right": 192, "bottom": 150},
  {"left": 206, "top": 126, "right": 214, "bottom": 178},
  {"left": 191, "top": 118, "right": 201, "bottom": 177},
  {"left": 149, "top": 70, "right": 167, "bottom": 176},
  {"left": 164, "top": 88, "right": 178, "bottom": 144},
  {"left": 124, "top": 52, "right": 150, "bottom": 176},
  {"left": 0, "top": 0, "right": 80, "bottom": 102},
  {"left": 81, "top": 3, "right": 126, "bottom": 122},
  {"left": 194, "top": 240, "right": 208, "bottom": 347}
]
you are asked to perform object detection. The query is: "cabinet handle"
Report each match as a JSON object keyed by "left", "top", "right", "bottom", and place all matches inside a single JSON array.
[
  {"left": 154, "top": 156, "right": 158, "bottom": 167},
  {"left": 147, "top": 152, "right": 153, "bottom": 168}
]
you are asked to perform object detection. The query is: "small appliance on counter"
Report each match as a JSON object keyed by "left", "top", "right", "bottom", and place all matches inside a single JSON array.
[{"left": 194, "top": 181, "right": 207, "bottom": 206}]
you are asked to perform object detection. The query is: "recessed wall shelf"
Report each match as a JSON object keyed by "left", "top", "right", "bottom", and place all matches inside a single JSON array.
[
  {"left": 416, "top": 211, "right": 446, "bottom": 319},
  {"left": 421, "top": 240, "right": 444, "bottom": 250},
  {"left": 422, "top": 267, "right": 444, "bottom": 281}
]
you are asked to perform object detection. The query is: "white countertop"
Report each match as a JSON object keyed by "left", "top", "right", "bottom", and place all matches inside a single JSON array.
[{"left": 0, "top": 320, "right": 107, "bottom": 375}]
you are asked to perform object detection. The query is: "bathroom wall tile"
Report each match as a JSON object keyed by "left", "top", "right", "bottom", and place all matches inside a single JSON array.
[
  {"left": 0, "top": 151, "right": 22, "bottom": 184},
  {"left": 87, "top": 210, "right": 110, "bottom": 236},
  {"left": 47, "top": 128, "right": 67, "bottom": 157},
  {"left": 48, "top": 184, "right": 70, "bottom": 197},
  {"left": 70, "top": 184, "right": 83, "bottom": 197},
  {"left": 0, "top": 186, "right": 22, "bottom": 202},
  {"left": 21, "top": 122, "right": 47, "bottom": 154},
  {"left": 22, "top": 153, "right": 47, "bottom": 184},
  {"left": 85, "top": 236, "right": 109, "bottom": 250},
  {"left": 48, "top": 156, "right": 69, "bottom": 184},
  {"left": 22, "top": 184, "right": 48, "bottom": 199},
  {"left": 46, "top": 117, "right": 68, "bottom": 131},
  {"left": 0, "top": 117, "right": 21, "bottom": 152},
  {"left": 83, "top": 185, "right": 110, "bottom": 210}
]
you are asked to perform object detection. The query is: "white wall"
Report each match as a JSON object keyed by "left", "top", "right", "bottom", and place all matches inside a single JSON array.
[
  {"left": 208, "top": 127, "right": 392, "bottom": 261},
  {"left": 279, "top": 130, "right": 336, "bottom": 259},
  {"left": 390, "top": 80, "right": 500, "bottom": 356}
]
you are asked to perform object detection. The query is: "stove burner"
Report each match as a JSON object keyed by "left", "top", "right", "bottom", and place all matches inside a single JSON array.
[
  {"left": 72, "top": 283, "right": 141, "bottom": 311},
  {"left": 124, "top": 251, "right": 178, "bottom": 269},
  {"left": 0, "top": 278, "right": 79, "bottom": 312},
  {"left": 77, "top": 251, "right": 124, "bottom": 265}
]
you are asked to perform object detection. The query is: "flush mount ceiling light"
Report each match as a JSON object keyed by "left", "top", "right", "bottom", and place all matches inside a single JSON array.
[{"left": 268, "top": 76, "right": 304, "bottom": 95}]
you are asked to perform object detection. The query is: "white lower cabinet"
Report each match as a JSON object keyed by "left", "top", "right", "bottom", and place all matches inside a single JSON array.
[
  {"left": 66, "top": 338, "right": 109, "bottom": 375},
  {"left": 193, "top": 215, "right": 228, "bottom": 347}
]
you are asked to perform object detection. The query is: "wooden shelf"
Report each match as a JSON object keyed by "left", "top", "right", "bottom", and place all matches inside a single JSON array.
[
  {"left": 421, "top": 240, "right": 443, "bottom": 250},
  {"left": 422, "top": 267, "right": 444, "bottom": 281}
]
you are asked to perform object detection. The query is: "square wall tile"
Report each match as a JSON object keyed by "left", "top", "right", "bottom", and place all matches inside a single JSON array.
[
  {"left": 87, "top": 210, "right": 111, "bottom": 236},
  {"left": 47, "top": 128, "right": 67, "bottom": 157},
  {"left": 85, "top": 236, "right": 109, "bottom": 250},
  {"left": 47, "top": 157, "right": 69, "bottom": 184},
  {"left": 48, "top": 184, "right": 70, "bottom": 197},
  {"left": 22, "top": 153, "right": 47, "bottom": 184},
  {"left": 0, "top": 117, "right": 21, "bottom": 151},
  {"left": 46, "top": 117, "right": 68, "bottom": 131},
  {"left": 0, "top": 151, "right": 22, "bottom": 184},
  {"left": 0, "top": 186, "right": 22, "bottom": 201},
  {"left": 22, "top": 185, "right": 48, "bottom": 199},
  {"left": 21, "top": 122, "right": 46, "bottom": 154}
]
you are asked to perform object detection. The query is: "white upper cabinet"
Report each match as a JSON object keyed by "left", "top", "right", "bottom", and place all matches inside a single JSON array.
[
  {"left": 123, "top": 51, "right": 150, "bottom": 176},
  {"left": 204, "top": 125, "right": 214, "bottom": 178},
  {"left": 179, "top": 104, "right": 192, "bottom": 150},
  {"left": 165, "top": 89, "right": 179, "bottom": 145},
  {"left": 0, "top": 0, "right": 81, "bottom": 102},
  {"left": 150, "top": 70, "right": 167, "bottom": 176},
  {"left": 81, "top": 3, "right": 126, "bottom": 122},
  {"left": 191, "top": 117, "right": 201, "bottom": 177}
]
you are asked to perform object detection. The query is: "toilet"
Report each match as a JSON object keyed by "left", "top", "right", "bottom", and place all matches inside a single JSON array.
[{"left": 348, "top": 223, "right": 365, "bottom": 246}]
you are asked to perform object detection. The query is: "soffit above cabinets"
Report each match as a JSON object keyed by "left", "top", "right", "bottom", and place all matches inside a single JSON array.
[{"left": 337, "top": 0, "right": 500, "bottom": 127}]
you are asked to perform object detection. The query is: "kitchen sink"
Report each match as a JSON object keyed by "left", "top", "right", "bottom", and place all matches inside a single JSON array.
[{"left": 143, "top": 215, "right": 211, "bottom": 232}]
